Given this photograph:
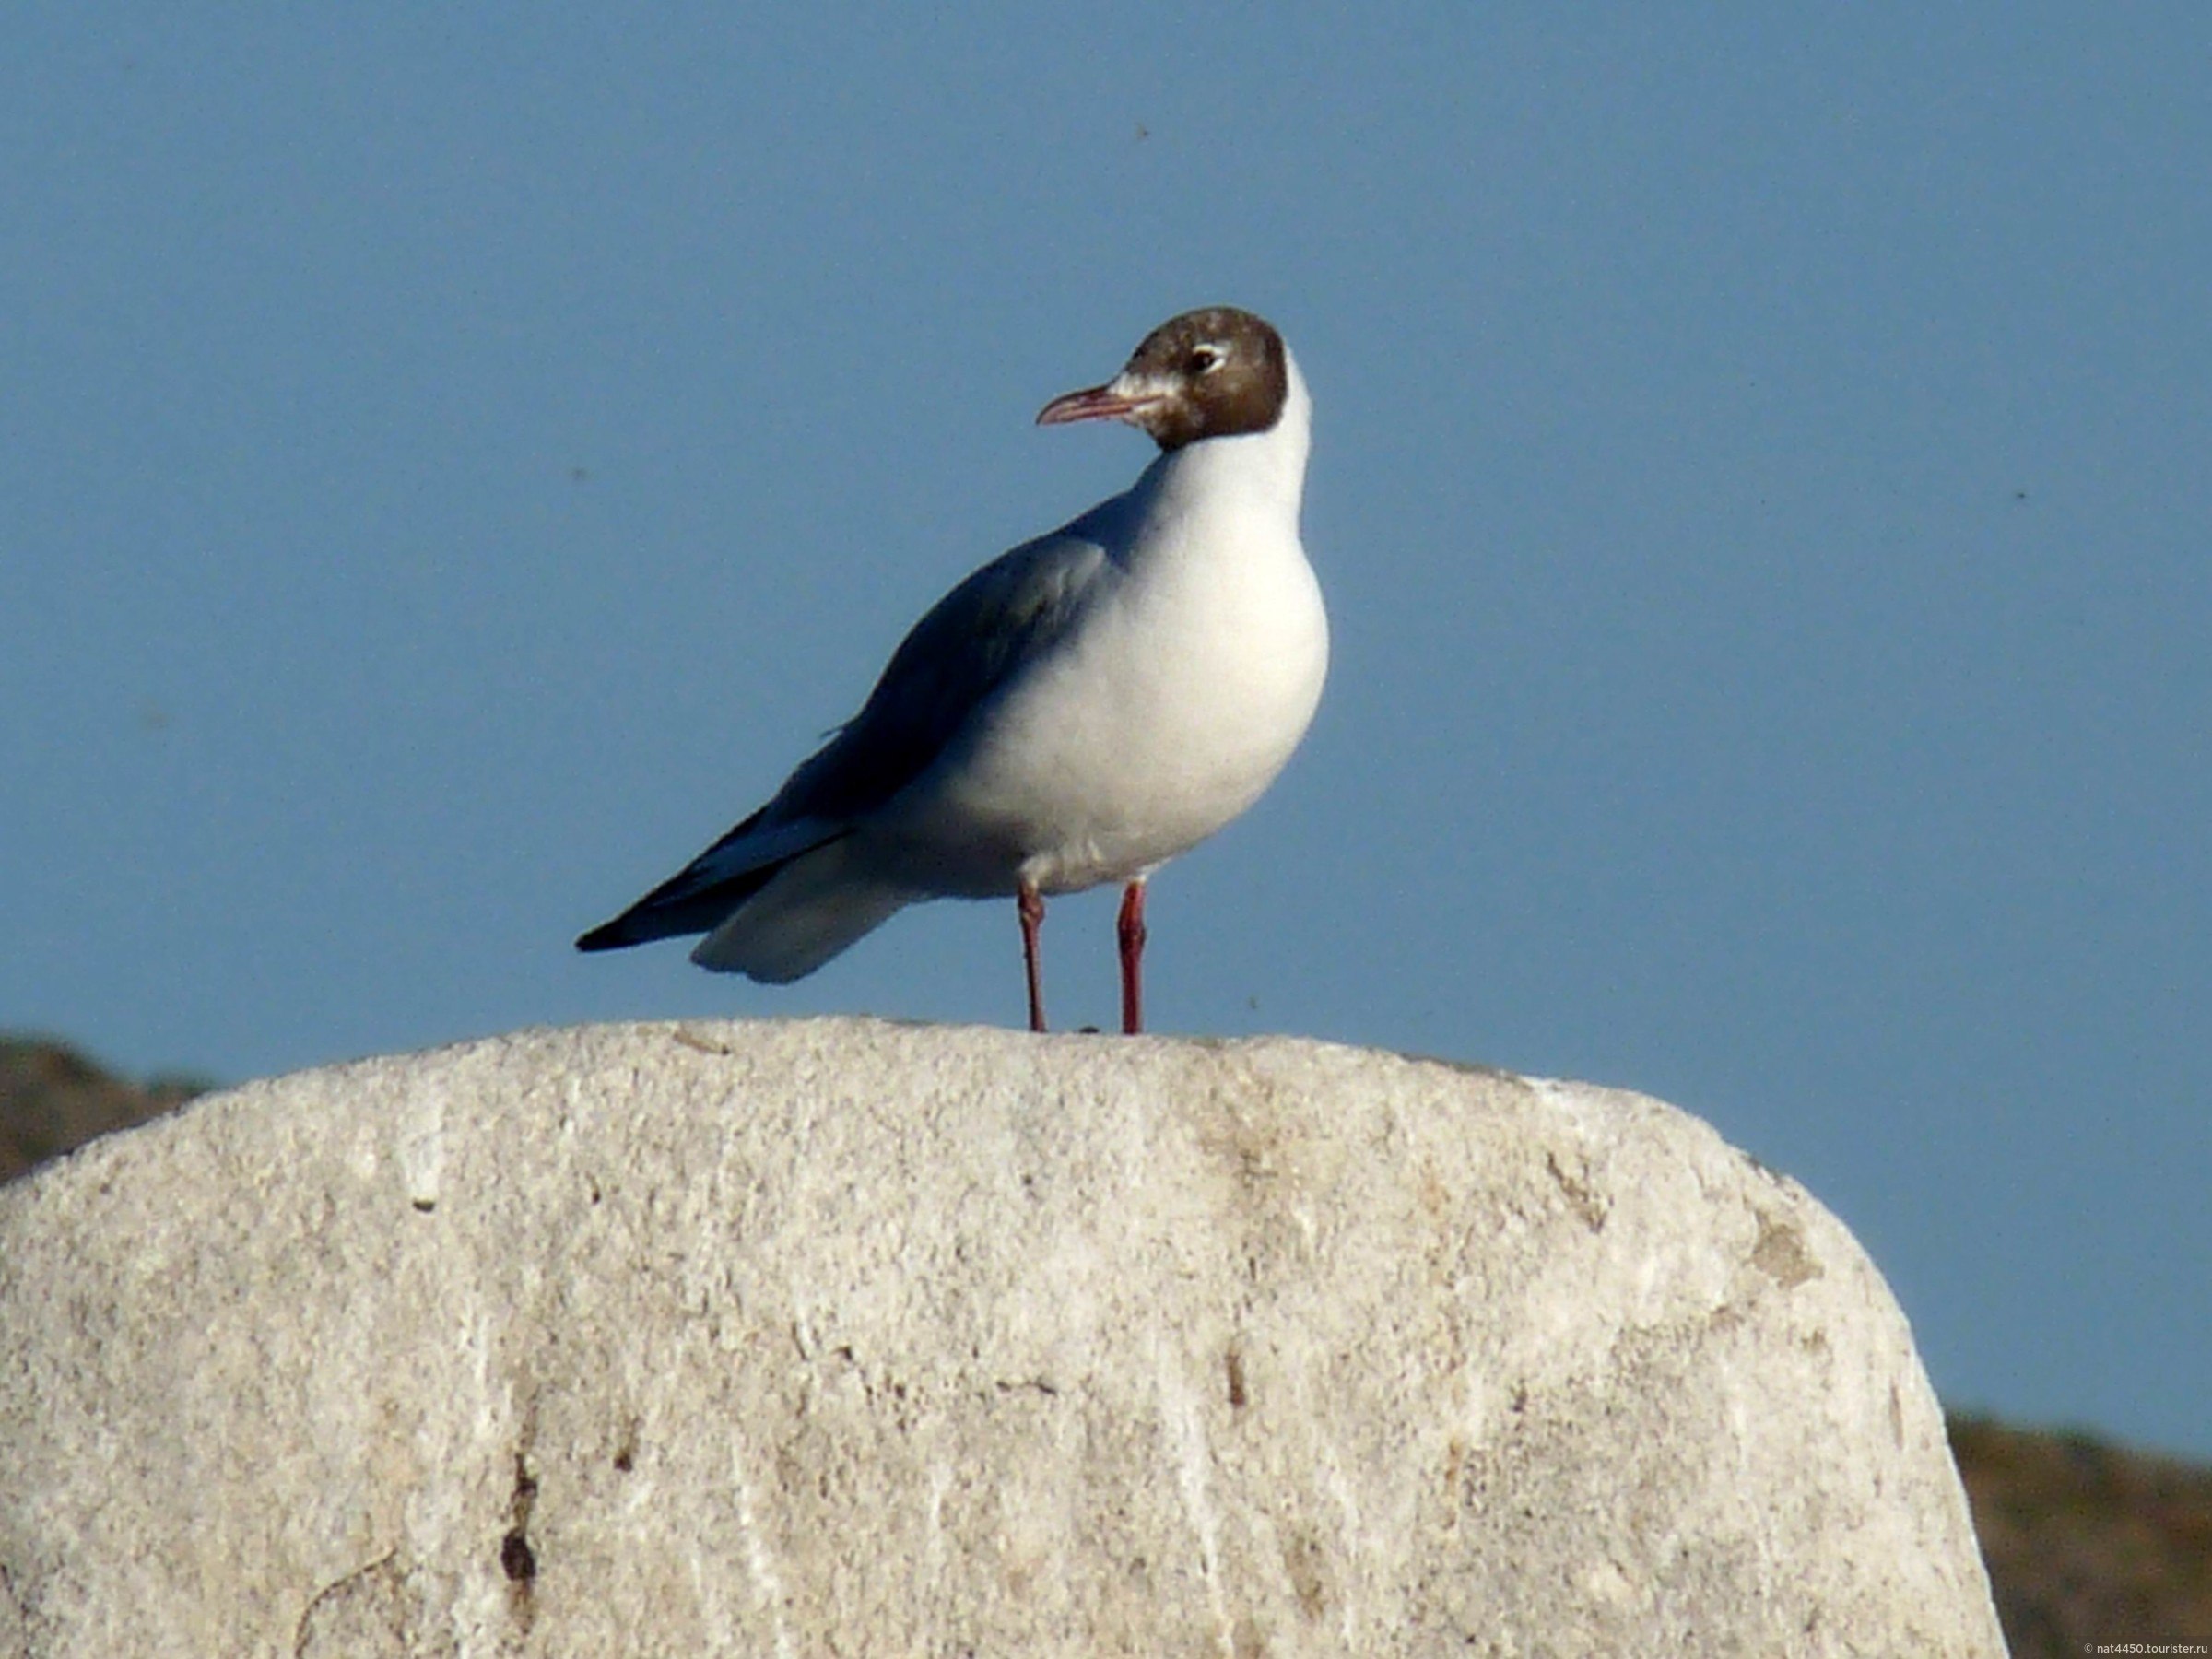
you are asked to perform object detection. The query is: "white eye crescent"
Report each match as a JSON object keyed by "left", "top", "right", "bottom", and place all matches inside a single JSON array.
[{"left": 1187, "top": 344, "right": 1226, "bottom": 375}]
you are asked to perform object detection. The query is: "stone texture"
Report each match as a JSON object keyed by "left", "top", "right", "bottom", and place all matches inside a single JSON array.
[{"left": 0, "top": 1018, "right": 2006, "bottom": 1656}]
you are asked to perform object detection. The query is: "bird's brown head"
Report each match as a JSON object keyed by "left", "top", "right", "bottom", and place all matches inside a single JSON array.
[{"left": 1036, "top": 306, "right": 1289, "bottom": 452}]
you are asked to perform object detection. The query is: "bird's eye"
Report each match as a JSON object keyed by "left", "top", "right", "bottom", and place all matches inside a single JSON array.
[{"left": 1187, "top": 345, "right": 1225, "bottom": 375}]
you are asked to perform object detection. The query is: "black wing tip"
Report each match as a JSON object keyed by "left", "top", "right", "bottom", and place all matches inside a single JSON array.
[
  {"left": 575, "top": 809, "right": 814, "bottom": 957},
  {"left": 575, "top": 918, "right": 638, "bottom": 953}
]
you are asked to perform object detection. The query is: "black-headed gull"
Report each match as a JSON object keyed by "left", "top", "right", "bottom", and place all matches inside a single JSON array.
[{"left": 578, "top": 306, "right": 1327, "bottom": 1034}]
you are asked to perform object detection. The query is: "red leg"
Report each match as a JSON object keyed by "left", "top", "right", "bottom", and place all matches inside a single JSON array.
[
  {"left": 1018, "top": 879, "right": 1048, "bottom": 1033},
  {"left": 1117, "top": 879, "right": 1147, "bottom": 1035}
]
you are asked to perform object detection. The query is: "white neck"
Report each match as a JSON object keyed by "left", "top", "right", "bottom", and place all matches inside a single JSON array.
[{"left": 1135, "top": 346, "right": 1312, "bottom": 528}]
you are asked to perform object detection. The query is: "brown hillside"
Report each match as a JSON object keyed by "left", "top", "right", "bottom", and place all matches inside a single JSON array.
[
  {"left": 0, "top": 1034, "right": 208, "bottom": 1183},
  {"left": 1950, "top": 1412, "right": 2212, "bottom": 1656}
]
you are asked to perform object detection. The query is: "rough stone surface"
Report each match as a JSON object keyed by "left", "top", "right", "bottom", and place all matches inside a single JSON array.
[{"left": 0, "top": 1018, "right": 2006, "bottom": 1657}]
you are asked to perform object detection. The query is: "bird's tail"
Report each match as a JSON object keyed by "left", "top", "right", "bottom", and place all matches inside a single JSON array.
[{"left": 689, "top": 838, "right": 912, "bottom": 982}]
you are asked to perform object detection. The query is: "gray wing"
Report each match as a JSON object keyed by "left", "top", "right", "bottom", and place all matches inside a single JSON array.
[
  {"left": 576, "top": 527, "right": 1110, "bottom": 951},
  {"left": 779, "top": 528, "right": 1112, "bottom": 819}
]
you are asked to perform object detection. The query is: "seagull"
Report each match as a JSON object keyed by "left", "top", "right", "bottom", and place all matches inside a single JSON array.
[{"left": 577, "top": 305, "right": 1327, "bottom": 1034}]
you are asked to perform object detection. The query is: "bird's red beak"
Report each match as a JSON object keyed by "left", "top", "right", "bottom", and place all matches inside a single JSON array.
[{"left": 1036, "top": 380, "right": 1159, "bottom": 427}]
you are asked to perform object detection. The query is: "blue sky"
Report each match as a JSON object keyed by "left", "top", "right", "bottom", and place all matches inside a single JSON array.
[{"left": 4, "top": 7, "right": 2206, "bottom": 1457}]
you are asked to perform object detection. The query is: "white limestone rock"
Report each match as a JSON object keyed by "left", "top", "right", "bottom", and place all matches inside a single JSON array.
[{"left": 0, "top": 1018, "right": 2006, "bottom": 1656}]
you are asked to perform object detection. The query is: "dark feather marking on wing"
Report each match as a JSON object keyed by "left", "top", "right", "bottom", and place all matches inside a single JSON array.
[{"left": 574, "top": 811, "right": 853, "bottom": 951}]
